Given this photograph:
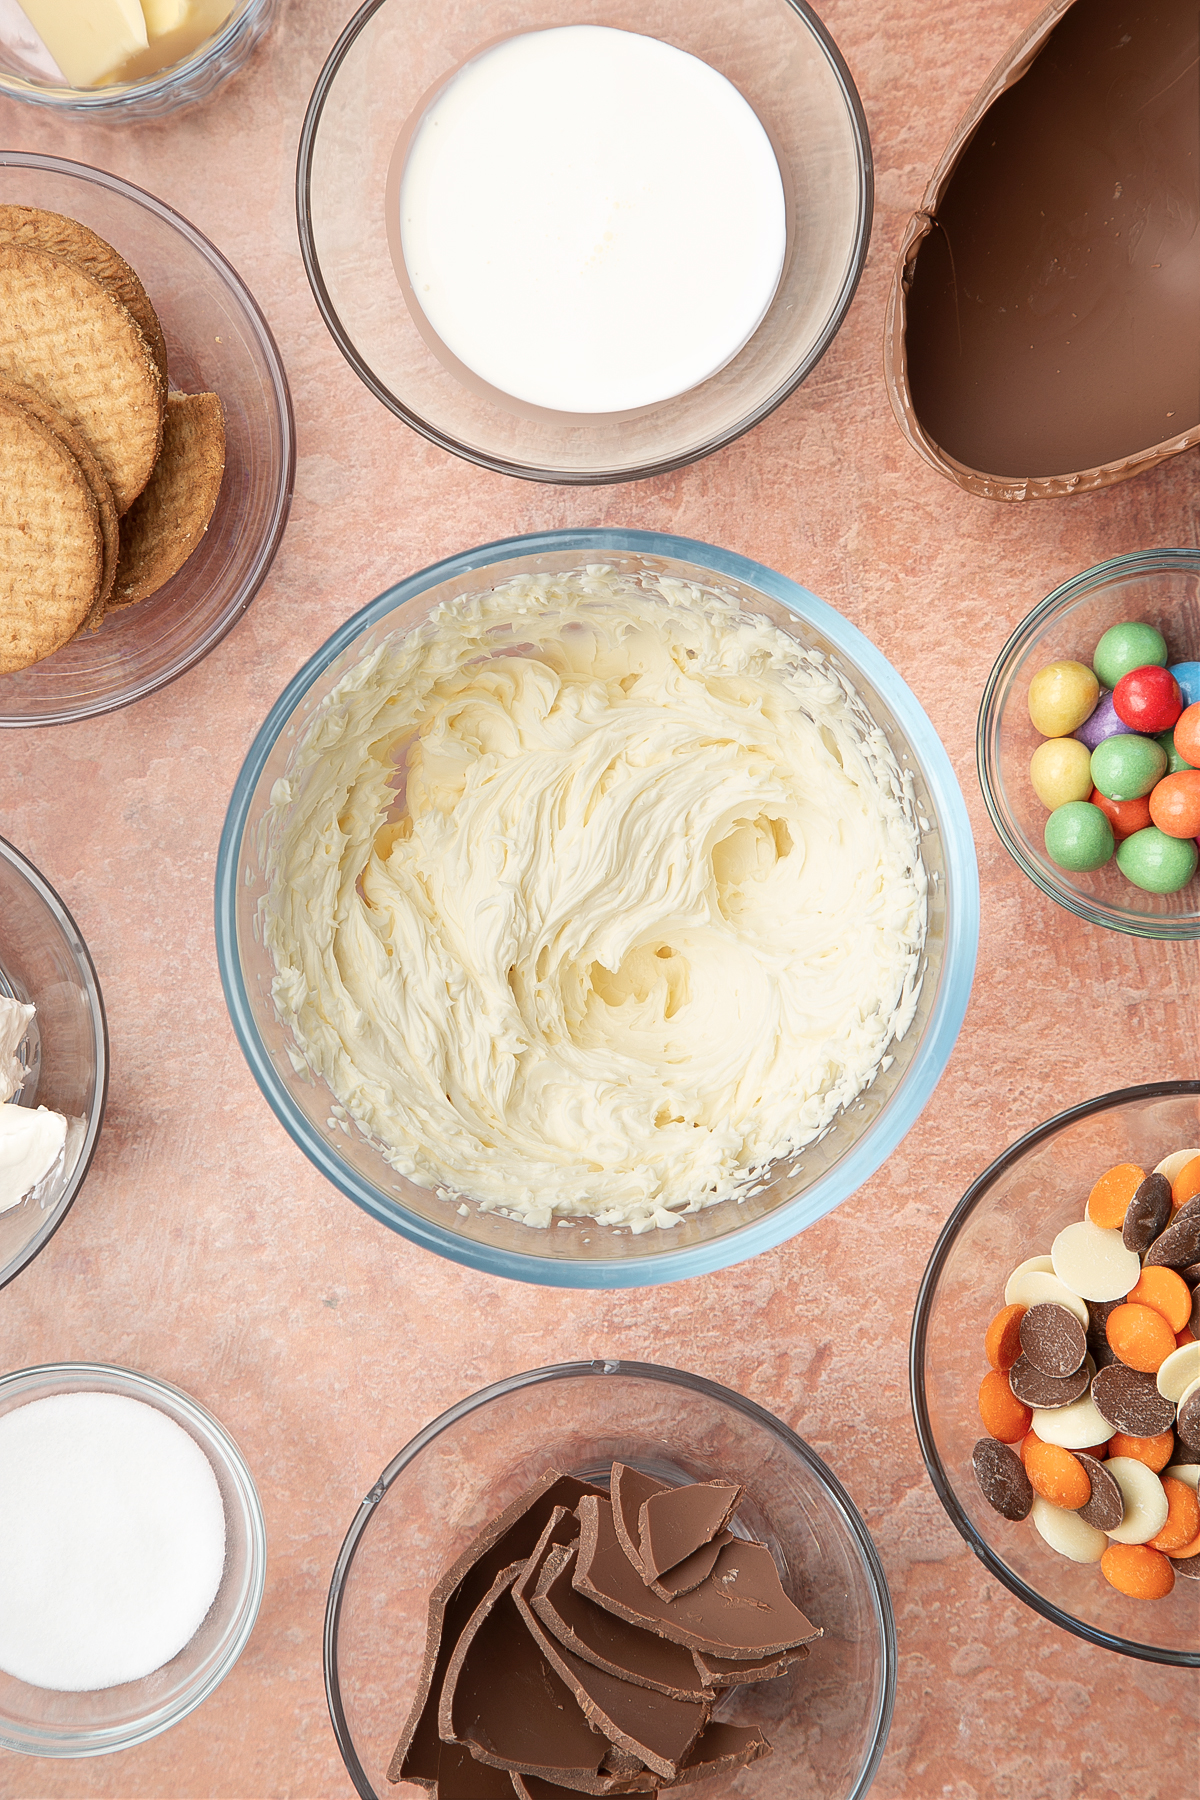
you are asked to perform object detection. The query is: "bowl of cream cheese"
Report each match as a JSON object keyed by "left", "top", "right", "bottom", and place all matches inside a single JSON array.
[
  {"left": 216, "top": 530, "right": 978, "bottom": 1286},
  {"left": 0, "top": 835, "right": 107, "bottom": 1292}
]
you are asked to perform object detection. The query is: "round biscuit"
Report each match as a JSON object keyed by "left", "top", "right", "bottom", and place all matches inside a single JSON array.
[
  {"left": 0, "top": 206, "right": 168, "bottom": 386},
  {"left": 0, "top": 243, "right": 165, "bottom": 514},
  {"left": 112, "top": 390, "right": 226, "bottom": 609},
  {"left": 0, "top": 397, "right": 103, "bottom": 673}
]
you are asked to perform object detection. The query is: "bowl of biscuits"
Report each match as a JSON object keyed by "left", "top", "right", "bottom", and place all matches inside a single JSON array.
[{"left": 0, "top": 152, "right": 294, "bottom": 727}]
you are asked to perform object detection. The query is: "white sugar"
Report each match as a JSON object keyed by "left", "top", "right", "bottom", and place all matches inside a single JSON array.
[{"left": 0, "top": 1391, "right": 226, "bottom": 1691}]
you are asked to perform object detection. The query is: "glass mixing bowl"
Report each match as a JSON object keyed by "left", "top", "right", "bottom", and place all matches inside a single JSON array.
[
  {"left": 911, "top": 1081, "right": 1200, "bottom": 1666},
  {"left": 215, "top": 528, "right": 978, "bottom": 1287},
  {"left": 297, "top": 0, "right": 872, "bottom": 482},
  {"left": 0, "top": 1362, "right": 267, "bottom": 1756},
  {"left": 977, "top": 548, "right": 1200, "bottom": 938},
  {"left": 0, "top": 836, "right": 107, "bottom": 1293},
  {"left": 325, "top": 1360, "right": 896, "bottom": 1800},
  {"left": 0, "top": 153, "right": 294, "bottom": 728},
  {"left": 0, "top": 0, "right": 276, "bottom": 121}
]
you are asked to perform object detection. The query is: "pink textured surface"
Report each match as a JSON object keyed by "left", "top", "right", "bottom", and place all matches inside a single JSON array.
[{"left": 2, "top": 1, "right": 1199, "bottom": 1796}]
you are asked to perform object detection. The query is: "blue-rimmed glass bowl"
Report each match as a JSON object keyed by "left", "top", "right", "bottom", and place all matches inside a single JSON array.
[
  {"left": 977, "top": 549, "right": 1200, "bottom": 939},
  {"left": 325, "top": 1360, "right": 896, "bottom": 1800},
  {"left": 215, "top": 528, "right": 978, "bottom": 1287},
  {"left": 911, "top": 1081, "right": 1200, "bottom": 1665}
]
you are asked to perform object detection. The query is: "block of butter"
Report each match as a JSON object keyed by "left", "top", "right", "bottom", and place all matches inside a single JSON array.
[
  {"left": 16, "top": 0, "right": 147, "bottom": 87},
  {"left": 141, "top": 0, "right": 188, "bottom": 30}
]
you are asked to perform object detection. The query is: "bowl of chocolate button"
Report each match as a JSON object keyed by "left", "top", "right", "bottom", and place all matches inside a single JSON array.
[
  {"left": 977, "top": 549, "right": 1200, "bottom": 939},
  {"left": 325, "top": 1360, "right": 897, "bottom": 1799},
  {"left": 912, "top": 1081, "right": 1200, "bottom": 1664},
  {"left": 884, "top": 0, "right": 1200, "bottom": 500}
]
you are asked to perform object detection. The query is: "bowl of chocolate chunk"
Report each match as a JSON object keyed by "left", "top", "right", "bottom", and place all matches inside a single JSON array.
[
  {"left": 884, "top": 0, "right": 1200, "bottom": 501},
  {"left": 912, "top": 1081, "right": 1200, "bottom": 1664},
  {"left": 217, "top": 528, "right": 979, "bottom": 1286},
  {"left": 326, "top": 1360, "right": 896, "bottom": 1800},
  {"left": 0, "top": 835, "right": 107, "bottom": 1293},
  {"left": 0, "top": 153, "right": 293, "bottom": 727}
]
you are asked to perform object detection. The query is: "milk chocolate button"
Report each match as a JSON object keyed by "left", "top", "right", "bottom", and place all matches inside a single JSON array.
[
  {"left": 972, "top": 1438, "right": 1033, "bottom": 1521},
  {"left": 1019, "top": 1302, "right": 1087, "bottom": 1376},
  {"left": 1092, "top": 1364, "right": 1176, "bottom": 1437},
  {"left": 1171, "top": 1552, "right": 1200, "bottom": 1579},
  {"left": 1123, "top": 1173, "right": 1173, "bottom": 1255},
  {"left": 1075, "top": 1455, "right": 1124, "bottom": 1531},
  {"left": 1052, "top": 1220, "right": 1142, "bottom": 1301},
  {"left": 1086, "top": 1297, "right": 1121, "bottom": 1371},
  {"left": 1144, "top": 1211, "right": 1200, "bottom": 1270},
  {"left": 1177, "top": 1386, "right": 1200, "bottom": 1450},
  {"left": 1008, "top": 1353, "right": 1090, "bottom": 1410}
]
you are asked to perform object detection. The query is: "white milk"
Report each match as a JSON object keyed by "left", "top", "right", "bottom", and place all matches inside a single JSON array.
[{"left": 398, "top": 25, "right": 787, "bottom": 413}]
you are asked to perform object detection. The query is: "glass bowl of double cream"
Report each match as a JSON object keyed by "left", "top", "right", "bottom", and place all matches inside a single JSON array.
[
  {"left": 216, "top": 531, "right": 979, "bottom": 1287},
  {"left": 297, "top": 1, "right": 872, "bottom": 482}
]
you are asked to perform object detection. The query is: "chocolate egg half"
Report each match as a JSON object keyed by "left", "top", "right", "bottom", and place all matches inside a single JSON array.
[{"left": 885, "top": 0, "right": 1200, "bottom": 501}]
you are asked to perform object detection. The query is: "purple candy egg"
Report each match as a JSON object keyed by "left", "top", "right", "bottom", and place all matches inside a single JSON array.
[{"left": 1073, "top": 688, "right": 1133, "bottom": 750}]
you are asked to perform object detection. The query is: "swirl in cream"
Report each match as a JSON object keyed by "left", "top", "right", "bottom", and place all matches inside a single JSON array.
[{"left": 263, "top": 570, "right": 927, "bottom": 1230}]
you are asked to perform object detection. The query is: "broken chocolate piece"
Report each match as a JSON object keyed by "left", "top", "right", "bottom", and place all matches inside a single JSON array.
[
  {"left": 389, "top": 1472, "right": 606, "bottom": 1789},
  {"left": 692, "top": 1644, "right": 809, "bottom": 1688},
  {"left": 1007, "top": 1353, "right": 1090, "bottom": 1410},
  {"left": 439, "top": 1564, "right": 609, "bottom": 1784},
  {"left": 513, "top": 1577, "right": 709, "bottom": 1780},
  {"left": 1123, "top": 1174, "right": 1173, "bottom": 1255},
  {"left": 666, "top": 1721, "right": 772, "bottom": 1785},
  {"left": 574, "top": 1496, "right": 820, "bottom": 1658},
  {"left": 637, "top": 1482, "right": 743, "bottom": 1584},
  {"left": 1091, "top": 1364, "right": 1176, "bottom": 1437},
  {"left": 972, "top": 1438, "right": 1034, "bottom": 1522},
  {"left": 1075, "top": 1455, "right": 1124, "bottom": 1532},
  {"left": 646, "top": 1532, "right": 732, "bottom": 1601},
  {"left": 1018, "top": 1303, "right": 1086, "bottom": 1378},
  {"left": 512, "top": 1777, "right": 655, "bottom": 1800},
  {"left": 610, "top": 1465, "right": 668, "bottom": 1577},
  {"left": 533, "top": 1544, "right": 710, "bottom": 1699}
]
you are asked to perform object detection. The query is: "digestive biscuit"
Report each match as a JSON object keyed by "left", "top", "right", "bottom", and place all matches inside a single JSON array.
[
  {"left": 111, "top": 390, "right": 226, "bottom": 609},
  {"left": 0, "top": 397, "right": 103, "bottom": 673}
]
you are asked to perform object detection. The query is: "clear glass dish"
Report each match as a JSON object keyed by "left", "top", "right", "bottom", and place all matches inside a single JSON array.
[
  {"left": 0, "top": 835, "right": 107, "bottom": 1293},
  {"left": 977, "top": 548, "right": 1200, "bottom": 938},
  {"left": 325, "top": 1360, "right": 896, "bottom": 1800},
  {"left": 910, "top": 1081, "right": 1200, "bottom": 1666},
  {"left": 0, "top": 0, "right": 276, "bottom": 121},
  {"left": 215, "top": 527, "right": 979, "bottom": 1287},
  {"left": 0, "top": 1361, "right": 267, "bottom": 1755},
  {"left": 296, "top": 0, "right": 872, "bottom": 483},
  {"left": 0, "top": 153, "right": 294, "bottom": 728}
]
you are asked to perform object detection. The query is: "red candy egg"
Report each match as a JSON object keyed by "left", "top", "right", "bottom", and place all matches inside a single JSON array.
[
  {"left": 1090, "top": 788, "right": 1152, "bottom": 842},
  {"left": 1113, "top": 665, "right": 1183, "bottom": 733},
  {"left": 1149, "top": 770, "right": 1200, "bottom": 839}
]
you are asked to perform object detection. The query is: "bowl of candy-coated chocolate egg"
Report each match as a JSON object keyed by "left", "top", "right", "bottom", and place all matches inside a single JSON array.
[
  {"left": 977, "top": 549, "right": 1200, "bottom": 938},
  {"left": 911, "top": 1080, "right": 1200, "bottom": 1665}
]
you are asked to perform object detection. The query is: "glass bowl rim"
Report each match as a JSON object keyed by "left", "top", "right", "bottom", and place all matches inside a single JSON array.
[
  {"left": 323, "top": 1356, "right": 898, "bottom": 1800},
  {"left": 0, "top": 0, "right": 268, "bottom": 110},
  {"left": 0, "top": 1359, "right": 269, "bottom": 1755},
  {"left": 908, "top": 1076, "right": 1200, "bottom": 1667},
  {"left": 294, "top": 0, "right": 874, "bottom": 485},
  {"left": 0, "top": 150, "right": 296, "bottom": 730},
  {"left": 0, "top": 833, "right": 108, "bottom": 1295},
  {"left": 975, "top": 546, "right": 1200, "bottom": 941},
  {"left": 214, "top": 525, "right": 980, "bottom": 1289}
]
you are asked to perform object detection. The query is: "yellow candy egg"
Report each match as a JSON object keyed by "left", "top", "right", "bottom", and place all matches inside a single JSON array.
[
  {"left": 1029, "top": 736, "right": 1094, "bottom": 809},
  {"left": 1028, "top": 660, "right": 1100, "bottom": 737}
]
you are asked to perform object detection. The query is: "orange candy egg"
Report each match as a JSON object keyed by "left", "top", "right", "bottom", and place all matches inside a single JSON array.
[
  {"left": 1173, "top": 701, "right": 1200, "bottom": 768},
  {"left": 1149, "top": 769, "right": 1200, "bottom": 838},
  {"left": 1089, "top": 788, "right": 1152, "bottom": 842}
]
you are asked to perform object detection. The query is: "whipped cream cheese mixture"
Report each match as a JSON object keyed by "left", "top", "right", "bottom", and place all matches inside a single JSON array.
[{"left": 263, "top": 570, "right": 927, "bottom": 1231}]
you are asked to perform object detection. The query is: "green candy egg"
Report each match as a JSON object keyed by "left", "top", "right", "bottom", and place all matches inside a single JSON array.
[
  {"left": 1028, "top": 660, "right": 1100, "bottom": 737},
  {"left": 1156, "top": 728, "right": 1190, "bottom": 776},
  {"left": 1090, "top": 733, "right": 1167, "bottom": 801},
  {"left": 1044, "top": 801, "right": 1114, "bottom": 872},
  {"left": 1030, "top": 736, "right": 1094, "bottom": 809},
  {"left": 1093, "top": 621, "right": 1168, "bottom": 689},
  {"left": 1116, "top": 827, "right": 1198, "bottom": 894}
]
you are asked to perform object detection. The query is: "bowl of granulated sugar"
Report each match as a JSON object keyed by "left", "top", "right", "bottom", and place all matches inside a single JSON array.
[{"left": 0, "top": 1362, "right": 266, "bottom": 1757}]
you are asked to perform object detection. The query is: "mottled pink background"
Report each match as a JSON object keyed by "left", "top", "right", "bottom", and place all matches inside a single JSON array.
[{"left": 2, "top": 0, "right": 1198, "bottom": 1795}]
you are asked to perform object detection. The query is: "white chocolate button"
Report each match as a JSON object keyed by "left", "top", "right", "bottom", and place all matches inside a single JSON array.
[
  {"left": 1156, "top": 1342, "right": 1200, "bottom": 1403},
  {"left": 1003, "top": 1255, "right": 1054, "bottom": 1304},
  {"left": 1031, "top": 1393, "right": 1112, "bottom": 1448},
  {"left": 1030, "top": 1494, "right": 1107, "bottom": 1562},
  {"left": 1153, "top": 1148, "right": 1200, "bottom": 1183},
  {"left": 1051, "top": 1220, "right": 1142, "bottom": 1301},
  {"left": 1104, "top": 1456, "right": 1170, "bottom": 1544},
  {"left": 1164, "top": 1464, "right": 1200, "bottom": 1492},
  {"left": 1004, "top": 1269, "right": 1089, "bottom": 1327}
]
